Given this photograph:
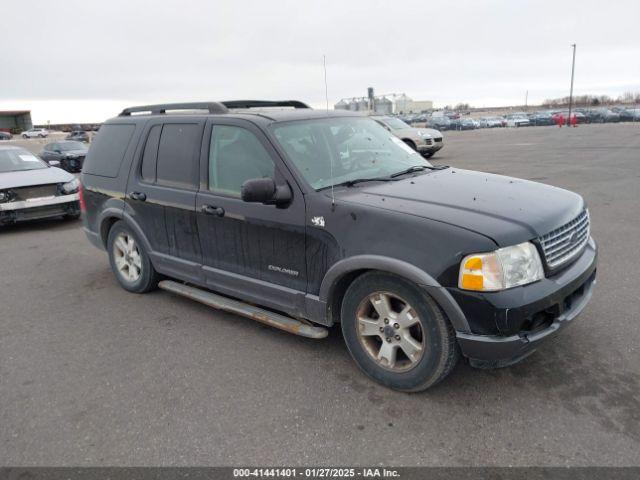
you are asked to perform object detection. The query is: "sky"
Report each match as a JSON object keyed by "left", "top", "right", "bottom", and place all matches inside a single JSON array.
[{"left": 1, "top": 0, "right": 639, "bottom": 124}]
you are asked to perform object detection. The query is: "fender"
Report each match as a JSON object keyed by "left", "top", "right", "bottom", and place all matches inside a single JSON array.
[
  {"left": 317, "top": 254, "right": 471, "bottom": 333},
  {"left": 97, "top": 203, "right": 153, "bottom": 255}
]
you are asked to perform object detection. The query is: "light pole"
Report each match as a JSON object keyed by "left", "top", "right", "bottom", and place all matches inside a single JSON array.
[{"left": 567, "top": 44, "right": 576, "bottom": 126}]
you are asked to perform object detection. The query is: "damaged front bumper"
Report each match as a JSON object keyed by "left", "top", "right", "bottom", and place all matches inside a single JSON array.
[{"left": 0, "top": 193, "right": 80, "bottom": 224}]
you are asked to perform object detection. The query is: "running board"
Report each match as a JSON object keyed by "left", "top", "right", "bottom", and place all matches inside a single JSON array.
[{"left": 158, "top": 280, "right": 328, "bottom": 339}]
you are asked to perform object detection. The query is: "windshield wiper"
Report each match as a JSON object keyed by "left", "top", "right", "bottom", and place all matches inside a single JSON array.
[
  {"left": 337, "top": 176, "right": 397, "bottom": 187},
  {"left": 390, "top": 164, "right": 449, "bottom": 178}
]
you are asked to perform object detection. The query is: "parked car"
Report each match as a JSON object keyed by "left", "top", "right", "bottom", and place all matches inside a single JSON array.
[
  {"left": 451, "top": 118, "right": 476, "bottom": 131},
  {"left": 66, "top": 130, "right": 91, "bottom": 143},
  {"left": 0, "top": 131, "right": 12, "bottom": 140},
  {"left": 619, "top": 108, "right": 640, "bottom": 121},
  {"left": 587, "top": 108, "right": 620, "bottom": 123},
  {"left": 427, "top": 115, "right": 451, "bottom": 130},
  {"left": 505, "top": 114, "right": 530, "bottom": 127},
  {"left": 528, "top": 112, "right": 555, "bottom": 126},
  {"left": 82, "top": 100, "right": 597, "bottom": 392},
  {"left": 0, "top": 145, "right": 81, "bottom": 225},
  {"left": 371, "top": 115, "right": 443, "bottom": 158},
  {"left": 21, "top": 128, "right": 49, "bottom": 138},
  {"left": 40, "top": 140, "right": 89, "bottom": 172},
  {"left": 478, "top": 117, "right": 502, "bottom": 128}
]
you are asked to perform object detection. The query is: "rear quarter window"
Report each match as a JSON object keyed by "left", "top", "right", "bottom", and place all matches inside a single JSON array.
[{"left": 83, "top": 124, "right": 135, "bottom": 177}]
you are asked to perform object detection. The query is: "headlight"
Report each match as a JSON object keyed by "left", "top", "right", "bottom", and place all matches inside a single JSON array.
[
  {"left": 458, "top": 241, "right": 544, "bottom": 291},
  {"left": 61, "top": 178, "right": 80, "bottom": 194}
]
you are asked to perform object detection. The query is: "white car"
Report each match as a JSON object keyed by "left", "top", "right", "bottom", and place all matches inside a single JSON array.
[
  {"left": 505, "top": 114, "right": 530, "bottom": 128},
  {"left": 0, "top": 145, "right": 80, "bottom": 225},
  {"left": 21, "top": 128, "right": 49, "bottom": 139}
]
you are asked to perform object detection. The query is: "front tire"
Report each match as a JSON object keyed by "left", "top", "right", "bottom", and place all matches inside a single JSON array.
[
  {"left": 107, "top": 220, "right": 159, "bottom": 293},
  {"left": 341, "top": 272, "right": 459, "bottom": 392}
]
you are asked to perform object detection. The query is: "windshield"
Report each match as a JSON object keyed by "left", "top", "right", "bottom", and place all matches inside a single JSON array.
[
  {"left": 378, "top": 117, "right": 410, "bottom": 130},
  {"left": 60, "top": 141, "right": 87, "bottom": 151},
  {"left": 0, "top": 149, "right": 47, "bottom": 173},
  {"left": 272, "top": 117, "right": 432, "bottom": 190}
]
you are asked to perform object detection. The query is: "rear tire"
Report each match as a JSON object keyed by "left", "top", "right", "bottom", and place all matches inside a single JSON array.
[
  {"left": 341, "top": 272, "right": 459, "bottom": 392},
  {"left": 107, "top": 220, "right": 159, "bottom": 293}
]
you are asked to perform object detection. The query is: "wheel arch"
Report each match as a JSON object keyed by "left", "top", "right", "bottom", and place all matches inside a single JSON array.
[
  {"left": 98, "top": 208, "right": 153, "bottom": 255},
  {"left": 319, "top": 255, "right": 471, "bottom": 333},
  {"left": 401, "top": 138, "right": 417, "bottom": 150}
]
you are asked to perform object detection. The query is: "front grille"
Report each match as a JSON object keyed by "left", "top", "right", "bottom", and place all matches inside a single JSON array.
[
  {"left": 425, "top": 138, "right": 433, "bottom": 145},
  {"left": 14, "top": 184, "right": 58, "bottom": 201},
  {"left": 538, "top": 210, "right": 590, "bottom": 269}
]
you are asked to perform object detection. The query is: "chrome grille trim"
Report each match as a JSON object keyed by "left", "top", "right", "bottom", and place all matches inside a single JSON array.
[{"left": 539, "top": 210, "right": 590, "bottom": 269}]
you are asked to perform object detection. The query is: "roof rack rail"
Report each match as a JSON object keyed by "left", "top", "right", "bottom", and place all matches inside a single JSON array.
[
  {"left": 222, "top": 100, "right": 311, "bottom": 110},
  {"left": 119, "top": 102, "right": 229, "bottom": 116}
]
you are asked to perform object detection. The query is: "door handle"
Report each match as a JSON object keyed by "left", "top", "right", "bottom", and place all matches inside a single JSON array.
[
  {"left": 130, "top": 191, "right": 147, "bottom": 201},
  {"left": 201, "top": 204, "right": 225, "bottom": 217}
]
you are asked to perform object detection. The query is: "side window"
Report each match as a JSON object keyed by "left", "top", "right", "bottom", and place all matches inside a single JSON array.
[
  {"left": 208, "top": 125, "right": 275, "bottom": 196},
  {"left": 83, "top": 124, "right": 136, "bottom": 177},
  {"left": 155, "top": 123, "right": 200, "bottom": 189},
  {"left": 140, "top": 125, "right": 161, "bottom": 182}
]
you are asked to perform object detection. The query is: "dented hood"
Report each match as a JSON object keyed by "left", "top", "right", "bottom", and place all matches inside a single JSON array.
[
  {"left": 0, "top": 166, "right": 74, "bottom": 190},
  {"left": 336, "top": 168, "right": 584, "bottom": 247}
]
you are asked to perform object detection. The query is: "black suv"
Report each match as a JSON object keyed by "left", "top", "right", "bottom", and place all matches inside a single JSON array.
[{"left": 81, "top": 101, "right": 597, "bottom": 391}]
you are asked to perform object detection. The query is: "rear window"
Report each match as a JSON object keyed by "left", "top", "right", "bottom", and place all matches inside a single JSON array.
[{"left": 83, "top": 124, "right": 135, "bottom": 177}]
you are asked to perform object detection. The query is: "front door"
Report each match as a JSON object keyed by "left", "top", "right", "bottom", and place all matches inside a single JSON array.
[{"left": 195, "top": 119, "right": 307, "bottom": 315}]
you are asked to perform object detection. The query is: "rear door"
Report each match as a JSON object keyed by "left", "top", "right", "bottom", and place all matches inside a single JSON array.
[
  {"left": 126, "top": 119, "right": 204, "bottom": 283},
  {"left": 195, "top": 118, "right": 307, "bottom": 315}
]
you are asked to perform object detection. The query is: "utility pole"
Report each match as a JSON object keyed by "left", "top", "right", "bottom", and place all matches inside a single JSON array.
[
  {"left": 525, "top": 90, "right": 528, "bottom": 111},
  {"left": 567, "top": 44, "right": 577, "bottom": 126}
]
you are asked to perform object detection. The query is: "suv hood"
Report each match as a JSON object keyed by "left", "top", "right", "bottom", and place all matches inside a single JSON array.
[
  {"left": 336, "top": 168, "right": 584, "bottom": 247},
  {"left": 0, "top": 167, "right": 73, "bottom": 189}
]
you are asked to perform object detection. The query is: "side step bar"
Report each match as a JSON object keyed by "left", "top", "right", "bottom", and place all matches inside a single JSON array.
[{"left": 158, "top": 280, "right": 328, "bottom": 339}]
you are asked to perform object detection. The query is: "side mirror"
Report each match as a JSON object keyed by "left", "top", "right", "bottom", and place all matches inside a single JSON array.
[
  {"left": 241, "top": 177, "right": 292, "bottom": 205},
  {"left": 54, "top": 149, "right": 62, "bottom": 154}
]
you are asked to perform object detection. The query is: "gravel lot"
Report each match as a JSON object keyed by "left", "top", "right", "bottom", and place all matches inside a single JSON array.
[{"left": 1, "top": 124, "right": 639, "bottom": 466}]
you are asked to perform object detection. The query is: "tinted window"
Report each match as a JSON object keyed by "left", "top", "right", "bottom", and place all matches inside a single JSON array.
[
  {"left": 140, "top": 125, "right": 161, "bottom": 182},
  {"left": 156, "top": 124, "right": 200, "bottom": 189},
  {"left": 83, "top": 124, "right": 135, "bottom": 177},
  {"left": 208, "top": 125, "right": 275, "bottom": 196}
]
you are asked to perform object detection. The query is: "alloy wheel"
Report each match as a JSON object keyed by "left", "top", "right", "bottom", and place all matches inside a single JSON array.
[
  {"left": 355, "top": 291, "right": 425, "bottom": 372},
  {"left": 113, "top": 233, "right": 142, "bottom": 282}
]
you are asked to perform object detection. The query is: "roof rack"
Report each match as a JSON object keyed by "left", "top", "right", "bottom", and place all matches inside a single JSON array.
[
  {"left": 222, "top": 100, "right": 311, "bottom": 110},
  {"left": 119, "top": 102, "right": 229, "bottom": 116}
]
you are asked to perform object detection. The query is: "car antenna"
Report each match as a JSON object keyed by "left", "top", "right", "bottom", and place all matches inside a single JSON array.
[{"left": 323, "top": 54, "right": 336, "bottom": 211}]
